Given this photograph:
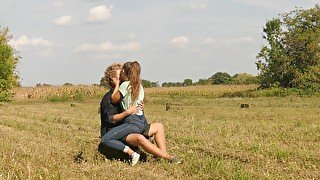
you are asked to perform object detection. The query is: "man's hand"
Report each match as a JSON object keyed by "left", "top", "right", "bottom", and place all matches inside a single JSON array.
[
  {"left": 126, "top": 105, "right": 139, "bottom": 115},
  {"left": 137, "top": 102, "right": 144, "bottom": 111}
]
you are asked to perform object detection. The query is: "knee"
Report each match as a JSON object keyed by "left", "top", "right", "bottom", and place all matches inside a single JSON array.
[
  {"left": 155, "top": 122, "right": 164, "bottom": 131},
  {"left": 136, "top": 134, "right": 147, "bottom": 144},
  {"left": 101, "top": 135, "right": 112, "bottom": 144}
]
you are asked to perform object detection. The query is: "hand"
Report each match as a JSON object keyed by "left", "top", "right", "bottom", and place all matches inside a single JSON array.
[
  {"left": 111, "top": 76, "right": 120, "bottom": 86},
  {"left": 127, "top": 105, "right": 139, "bottom": 115}
]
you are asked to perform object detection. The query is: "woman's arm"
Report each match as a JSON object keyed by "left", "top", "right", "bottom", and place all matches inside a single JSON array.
[{"left": 111, "top": 77, "right": 122, "bottom": 104}]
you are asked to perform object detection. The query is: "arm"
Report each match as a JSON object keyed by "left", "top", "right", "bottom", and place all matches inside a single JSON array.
[
  {"left": 111, "top": 77, "right": 122, "bottom": 104},
  {"left": 112, "top": 105, "right": 138, "bottom": 123}
]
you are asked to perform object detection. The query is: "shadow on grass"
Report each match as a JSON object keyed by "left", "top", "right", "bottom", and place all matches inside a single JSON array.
[{"left": 97, "top": 142, "right": 148, "bottom": 163}]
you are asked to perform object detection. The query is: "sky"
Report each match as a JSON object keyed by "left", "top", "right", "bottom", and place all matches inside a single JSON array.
[{"left": 0, "top": 0, "right": 318, "bottom": 86}]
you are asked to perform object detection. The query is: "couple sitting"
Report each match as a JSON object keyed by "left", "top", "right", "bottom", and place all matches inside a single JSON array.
[{"left": 99, "top": 61, "right": 181, "bottom": 166}]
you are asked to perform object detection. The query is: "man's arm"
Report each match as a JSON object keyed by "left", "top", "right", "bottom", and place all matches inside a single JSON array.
[{"left": 111, "top": 105, "right": 139, "bottom": 124}]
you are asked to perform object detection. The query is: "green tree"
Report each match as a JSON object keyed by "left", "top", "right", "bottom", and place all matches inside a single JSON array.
[
  {"left": 162, "top": 82, "right": 182, "bottom": 87},
  {"left": 0, "top": 26, "right": 20, "bottom": 101},
  {"left": 99, "top": 77, "right": 107, "bottom": 87},
  {"left": 231, "top": 73, "right": 259, "bottom": 85},
  {"left": 194, "top": 78, "right": 211, "bottom": 85},
  {"left": 142, "top": 79, "right": 158, "bottom": 88},
  {"left": 183, "top": 79, "right": 193, "bottom": 86},
  {"left": 211, "top": 72, "right": 231, "bottom": 84},
  {"left": 256, "top": 4, "right": 320, "bottom": 90}
]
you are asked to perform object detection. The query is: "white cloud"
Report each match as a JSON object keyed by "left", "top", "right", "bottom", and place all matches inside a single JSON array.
[
  {"left": 229, "top": 36, "right": 255, "bottom": 43},
  {"left": 54, "top": 15, "right": 72, "bottom": 26},
  {"left": 75, "top": 41, "right": 141, "bottom": 53},
  {"left": 188, "top": 2, "right": 208, "bottom": 10},
  {"left": 87, "top": 5, "right": 114, "bottom": 22},
  {"left": 202, "top": 37, "right": 216, "bottom": 45},
  {"left": 170, "top": 36, "right": 189, "bottom": 48},
  {"left": 10, "top": 35, "right": 53, "bottom": 49}
]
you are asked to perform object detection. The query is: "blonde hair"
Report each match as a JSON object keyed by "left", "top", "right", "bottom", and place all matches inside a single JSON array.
[
  {"left": 104, "top": 63, "right": 122, "bottom": 87},
  {"left": 122, "top": 61, "right": 141, "bottom": 101}
]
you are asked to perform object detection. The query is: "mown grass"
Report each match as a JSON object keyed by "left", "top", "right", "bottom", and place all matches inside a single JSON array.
[{"left": 0, "top": 87, "right": 319, "bottom": 179}]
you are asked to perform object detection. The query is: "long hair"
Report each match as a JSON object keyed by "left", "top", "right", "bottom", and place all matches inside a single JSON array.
[{"left": 122, "top": 61, "right": 141, "bottom": 102}]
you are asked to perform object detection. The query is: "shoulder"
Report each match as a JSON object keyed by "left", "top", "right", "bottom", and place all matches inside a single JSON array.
[
  {"left": 100, "top": 90, "right": 112, "bottom": 105},
  {"left": 119, "top": 81, "right": 130, "bottom": 95},
  {"left": 120, "top": 81, "right": 130, "bottom": 87}
]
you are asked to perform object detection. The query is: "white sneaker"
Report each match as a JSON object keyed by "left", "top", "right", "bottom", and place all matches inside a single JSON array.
[{"left": 131, "top": 152, "right": 140, "bottom": 166}]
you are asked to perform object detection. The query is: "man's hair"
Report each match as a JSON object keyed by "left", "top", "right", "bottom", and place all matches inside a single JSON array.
[{"left": 104, "top": 63, "right": 122, "bottom": 87}]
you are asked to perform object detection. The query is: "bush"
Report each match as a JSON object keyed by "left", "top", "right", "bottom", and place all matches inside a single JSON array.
[
  {"left": 49, "top": 94, "right": 70, "bottom": 102},
  {"left": 231, "top": 73, "right": 259, "bottom": 85}
]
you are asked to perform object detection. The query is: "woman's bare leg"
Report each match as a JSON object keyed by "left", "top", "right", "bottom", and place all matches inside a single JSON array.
[
  {"left": 125, "top": 134, "right": 171, "bottom": 160},
  {"left": 148, "top": 123, "right": 168, "bottom": 154}
]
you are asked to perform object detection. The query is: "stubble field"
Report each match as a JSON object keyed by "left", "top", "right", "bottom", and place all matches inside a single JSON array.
[{"left": 0, "top": 85, "right": 319, "bottom": 179}]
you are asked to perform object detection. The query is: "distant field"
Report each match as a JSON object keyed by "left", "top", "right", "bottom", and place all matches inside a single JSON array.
[{"left": 1, "top": 86, "right": 319, "bottom": 179}]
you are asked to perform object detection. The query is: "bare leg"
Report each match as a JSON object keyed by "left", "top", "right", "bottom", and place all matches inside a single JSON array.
[
  {"left": 148, "top": 123, "right": 168, "bottom": 154},
  {"left": 125, "top": 134, "right": 171, "bottom": 160}
]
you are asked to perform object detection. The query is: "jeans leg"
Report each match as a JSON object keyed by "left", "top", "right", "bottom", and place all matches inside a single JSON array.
[{"left": 101, "top": 123, "right": 140, "bottom": 152}]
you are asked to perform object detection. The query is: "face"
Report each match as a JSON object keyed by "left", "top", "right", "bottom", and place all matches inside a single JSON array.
[
  {"left": 115, "top": 69, "right": 121, "bottom": 80},
  {"left": 119, "top": 69, "right": 125, "bottom": 82}
]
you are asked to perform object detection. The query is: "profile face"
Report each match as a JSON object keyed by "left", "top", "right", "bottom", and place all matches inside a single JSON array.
[
  {"left": 115, "top": 69, "right": 121, "bottom": 79},
  {"left": 119, "top": 69, "right": 125, "bottom": 82}
]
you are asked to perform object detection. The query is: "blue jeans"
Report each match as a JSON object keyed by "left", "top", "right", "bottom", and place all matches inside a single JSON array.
[{"left": 101, "top": 114, "right": 148, "bottom": 152}]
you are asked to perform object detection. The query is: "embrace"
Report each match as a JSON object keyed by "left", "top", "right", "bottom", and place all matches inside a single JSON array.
[{"left": 99, "top": 61, "right": 181, "bottom": 166}]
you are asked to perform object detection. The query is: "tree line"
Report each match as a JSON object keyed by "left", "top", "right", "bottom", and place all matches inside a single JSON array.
[
  {"left": 1, "top": 4, "right": 319, "bottom": 101},
  {"left": 161, "top": 72, "right": 259, "bottom": 87},
  {"left": 100, "top": 72, "right": 259, "bottom": 88}
]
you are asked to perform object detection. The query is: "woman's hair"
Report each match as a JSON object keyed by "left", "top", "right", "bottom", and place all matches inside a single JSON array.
[
  {"left": 122, "top": 61, "right": 141, "bottom": 101},
  {"left": 104, "top": 63, "right": 122, "bottom": 87}
]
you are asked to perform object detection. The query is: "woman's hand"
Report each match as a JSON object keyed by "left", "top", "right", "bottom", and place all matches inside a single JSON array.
[{"left": 111, "top": 76, "right": 120, "bottom": 87}]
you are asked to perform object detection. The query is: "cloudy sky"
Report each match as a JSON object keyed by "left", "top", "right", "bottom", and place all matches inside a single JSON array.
[{"left": 0, "top": 0, "right": 318, "bottom": 86}]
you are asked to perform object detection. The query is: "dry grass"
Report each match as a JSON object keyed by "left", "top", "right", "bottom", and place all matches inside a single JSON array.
[
  {"left": 12, "top": 85, "right": 106, "bottom": 101},
  {"left": 145, "top": 85, "right": 258, "bottom": 97},
  {"left": 0, "top": 86, "right": 319, "bottom": 179}
]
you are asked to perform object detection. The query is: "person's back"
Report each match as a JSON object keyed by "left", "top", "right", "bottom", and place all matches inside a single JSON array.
[
  {"left": 118, "top": 81, "right": 144, "bottom": 115},
  {"left": 100, "top": 89, "right": 124, "bottom": 137},
  {"left": 111, "top": 61, "right": 148, "bottom": 132}
]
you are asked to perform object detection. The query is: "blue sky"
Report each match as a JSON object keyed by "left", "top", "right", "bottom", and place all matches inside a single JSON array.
[{"left": 0, "top": 0, "right": 318, "bottom": 86}]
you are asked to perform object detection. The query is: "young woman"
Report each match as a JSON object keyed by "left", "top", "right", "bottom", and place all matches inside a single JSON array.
[{"left": 100, "top": 62, "right": 181, "bottom": 166}]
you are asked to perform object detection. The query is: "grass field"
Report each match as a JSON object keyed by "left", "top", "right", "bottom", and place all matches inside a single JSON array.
[{"left": 0, "top": 86, "right": 319, "bottom": 179}]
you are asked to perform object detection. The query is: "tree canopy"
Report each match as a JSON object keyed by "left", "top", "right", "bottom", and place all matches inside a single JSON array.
[
  {"left": 256, "top": 4, "right": 320, "bottom": 91},
  {"left": 211, "top": 72, "right": 231, "bottom": 84},
  {"left": 0, "top": 26, "right": 20, "bottom": 101}
]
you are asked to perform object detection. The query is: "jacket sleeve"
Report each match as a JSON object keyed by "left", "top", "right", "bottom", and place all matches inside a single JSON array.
[{"left": 104, "top": 102, "right": 116, "bottom": 124}]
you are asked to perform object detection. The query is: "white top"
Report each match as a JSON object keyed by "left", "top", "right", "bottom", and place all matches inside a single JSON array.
[{"left": 118, "top": 81, "right": 144, "bottom": 115}]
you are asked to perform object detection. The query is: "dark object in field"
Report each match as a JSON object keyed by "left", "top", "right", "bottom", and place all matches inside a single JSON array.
[
  {"left": 166, "top": 102, "right": 184, "bottom": 111},
  {"left": 240, "top": 104, "right": 249, "bottom": 108},
  {"left": 74, "top": 151, "right": 87, "bottom": 163},
  {"left": 165, "top": 103, "right": 170, "bottom": 111},
  {"left": 70, "top": 103, "right": 76, "bottom": 107}
]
